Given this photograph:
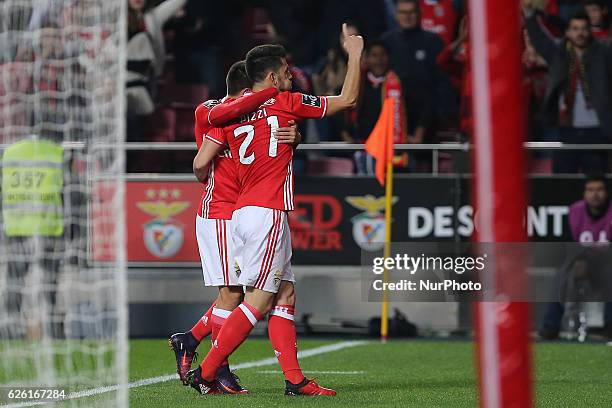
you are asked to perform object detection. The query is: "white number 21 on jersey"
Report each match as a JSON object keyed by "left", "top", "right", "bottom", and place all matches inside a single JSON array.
[{"left": 235, "top": 116, "right": 280, "bottom": 165}]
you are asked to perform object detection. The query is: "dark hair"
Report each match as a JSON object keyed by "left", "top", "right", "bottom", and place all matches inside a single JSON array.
[
  {"left": 396, "top": 0, "right": 419, "bottom": 9},
  {"left": 585, "top": 173, "right": 608, "bottom": 190},
  {"left": 585, "top": 0, "right": 605, "bottom": 8},
  {"left": 568, "top": 11, "right": 591, "bottom": 26},
  {"left": 226, "top": 60, "right": 252, "bottom": 96},
  {"left": 366, "top": 39, "right": 389, "bottom": 55},
  {"left": 245, "top": 44, "right": 287, "bottom": 83}
]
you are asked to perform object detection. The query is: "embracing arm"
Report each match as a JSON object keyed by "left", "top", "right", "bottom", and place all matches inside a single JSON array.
[
  {"left": 193, "top": 139, "right": 224, "bottom": 183},
  {"left": 208, "top": 88, "right": 279, "bottom": 127},
  {"left": 273, "top": 120, "right": 302, "bottom": 147}
]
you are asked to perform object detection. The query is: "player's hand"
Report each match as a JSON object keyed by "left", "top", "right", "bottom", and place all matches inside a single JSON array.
[
  {"left": 274, "top": 120, "right": 301, "bottom": 145},
  {"left": 341, "top": 23, "right": 364, "bottom": 57}
]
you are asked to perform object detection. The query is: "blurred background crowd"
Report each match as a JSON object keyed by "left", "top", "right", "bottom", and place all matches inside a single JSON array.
[
  {"left": 3, "top": 0, "right": 612, "bottom": 175},
  {"left": 121, "top": 0, "right": 612, "bottom": 175}
]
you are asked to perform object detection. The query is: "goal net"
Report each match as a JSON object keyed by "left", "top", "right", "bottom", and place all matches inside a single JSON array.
[{"left": 0, "top": 1, "right": 127, "bottom": 406}]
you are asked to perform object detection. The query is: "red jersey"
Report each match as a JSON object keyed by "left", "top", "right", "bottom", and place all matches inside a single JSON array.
[
  {"left": 194, "top": 88, "right": 278, "bottom": 219},
  {"left": 213, "top": 91, "right": 328, "bottom": 212},
  {"left": 592, "top": 26, "right": 609, "bottom": 40},
  {"left": 420, "top": 0, "right": 459, "bottom": 45}
]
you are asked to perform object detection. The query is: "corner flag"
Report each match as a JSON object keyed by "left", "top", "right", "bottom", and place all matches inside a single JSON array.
[{"left": 365, "top": 98, "right": 395, "bottom": 186}]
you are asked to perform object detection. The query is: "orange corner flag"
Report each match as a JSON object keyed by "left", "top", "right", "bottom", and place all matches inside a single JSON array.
[{"left": 365, "top": 98, "right": 395, "bottom": 186}]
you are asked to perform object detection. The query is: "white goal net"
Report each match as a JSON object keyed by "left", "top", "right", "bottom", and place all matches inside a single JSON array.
[{"left": 0, "top": 0, "right": 127, "bottom": 406}]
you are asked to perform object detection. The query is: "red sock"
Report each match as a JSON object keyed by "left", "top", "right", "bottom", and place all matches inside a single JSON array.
[
  {"left": 268, "top": 304, "right": 304, "bottom": 384},
  {"left": 211, "top": 307, "right": 231, "bottom": 366},
  {"left": 200, "top": 302, "right": 263, "bottom": 381},
  {"left": 190, "top": 302, "right": 215, "bottom": 342}
]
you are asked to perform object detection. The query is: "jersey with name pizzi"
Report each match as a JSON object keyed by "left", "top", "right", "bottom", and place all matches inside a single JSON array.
[
  {"left": 219, "top": 91, "right": 327, "bottom": 211},
  {"left": 194, "top": 99, "right": 239, "bottom": 220}
]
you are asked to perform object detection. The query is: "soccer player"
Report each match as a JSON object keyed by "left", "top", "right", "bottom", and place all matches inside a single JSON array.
[
  {"left": 188, "top": 24, "right": 363, "bottom": 396},
  {"left": 169, "top": 61, "right": 299, "bottom": 393}
]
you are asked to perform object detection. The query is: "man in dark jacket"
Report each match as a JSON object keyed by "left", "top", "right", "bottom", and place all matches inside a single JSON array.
[
  {"left": 381, "top": 0, "right": 446, "bottom": 146},
  {"left": 524, "top": 2, "right": 612, "bottom": 173}
]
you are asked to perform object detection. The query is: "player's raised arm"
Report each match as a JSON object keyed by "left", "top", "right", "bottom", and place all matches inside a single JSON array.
[
  {"left": 193, "top": 136, "right": 224, "bottom": 183},
  {"left": 325, "top": 23, "right": 364, "bottom": 116},
  {"left": 207, "top": 87, "right": 279, "bottom": 126}
]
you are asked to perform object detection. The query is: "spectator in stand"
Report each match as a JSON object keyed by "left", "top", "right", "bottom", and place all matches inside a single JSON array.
[
  {"left": 436, "top": 16, "right": 469, "bottom": 134},
  {"left": 419, "top": 0, "right": 462, "bottom": 45},
  {"left": 524, "top": 1, "right": 612, "bottom": 173},
  {"left": 436, "top": 16, "right": 467, "bottom": 93},
  {"left": 168, "top": 0, "right": 232, "bottom": 97},
  {"left": 523, "top": 28, "right": 556, "bottom": 148},
  {"left": 342, "top": 40, "right": 407, "bottom": 174},
  {"left": 126, "top": 0, "right": 186, "bottom": 121},
  {"left": 381, "top": 0, "right": 445, "bottom": 153},
  {"left": 540, "top": 175, "right": 612, "bottom": 340},
  {"left": 585, "top": 0, "right": 610, "bottom": 40}
]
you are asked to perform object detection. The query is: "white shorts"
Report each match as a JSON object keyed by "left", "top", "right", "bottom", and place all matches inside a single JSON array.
[
  {"left": 232, "top": 207, "right": 295, "bottom": 293},
  {"left": 195, "top": 215, "right": 241, "bottom": 287}
]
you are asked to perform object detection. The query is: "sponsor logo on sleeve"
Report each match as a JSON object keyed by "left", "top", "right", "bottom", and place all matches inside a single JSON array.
[
  {"left": 301, "top": 94, "right": 321, "bottom": 108},
  {"left": 202, "top": 99, "right": 220, "bottom": 109}
]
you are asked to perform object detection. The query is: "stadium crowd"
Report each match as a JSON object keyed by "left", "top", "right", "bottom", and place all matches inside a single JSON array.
[
  {"left": 2, "top": 0, "right": 611, "bottom": 174},
  {"left": 125, "top": 0, "right": 612, "bottom": 175}
]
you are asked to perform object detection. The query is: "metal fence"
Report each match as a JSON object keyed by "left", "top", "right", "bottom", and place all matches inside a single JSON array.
[{"left": 2, "top": 141, "right": 611, "bottom": 176}]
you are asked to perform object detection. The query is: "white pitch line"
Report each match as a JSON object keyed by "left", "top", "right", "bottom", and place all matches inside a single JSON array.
[
  {"left": 257, "top": 370, "right": 365, "bottom": 375},
  {"left": 3, "top": 340, "right": 368, "bottom": 408}
]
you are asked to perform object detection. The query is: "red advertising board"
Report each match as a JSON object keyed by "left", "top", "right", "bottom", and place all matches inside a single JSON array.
[
  {"left": 92, "top": 177, "right": 578, "bottom": 265},
  {"left": 117, "top": 182, "right": 349, "bottom": 264},
  {"left": 126, "top": 181, "right": 202, "bottom": 263}
]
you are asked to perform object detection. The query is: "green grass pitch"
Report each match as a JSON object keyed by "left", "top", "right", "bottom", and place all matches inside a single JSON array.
[{"left": 122, "top": 338, "right": 612, "bottom": 408}]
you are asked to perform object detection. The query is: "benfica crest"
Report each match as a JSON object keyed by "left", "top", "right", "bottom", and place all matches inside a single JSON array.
[
  {"left": 346, "top": 195, "right": 398, "bottom": 251},
  {"left": 137, "top": 189, "right": 190, "bottom": 258}
]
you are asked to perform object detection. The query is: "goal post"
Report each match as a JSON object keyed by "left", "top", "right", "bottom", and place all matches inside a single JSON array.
[
  {"left": 469, "top": 0, "right": 534, "bottom": 407},
  {"left": 0, "top": 1, "right": 128, "bottom": 406}
]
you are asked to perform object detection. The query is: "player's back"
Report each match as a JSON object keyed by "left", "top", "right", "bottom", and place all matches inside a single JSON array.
[
  {"left": 194, "top": 100, "right": 239, "bottom": 220},
  {"left": 223, "top": 91, "right": 328, "bottom": 212}
]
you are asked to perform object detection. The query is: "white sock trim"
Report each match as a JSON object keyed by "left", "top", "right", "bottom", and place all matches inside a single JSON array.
[
  {"left": 212, "top": 307, "right": 232, "bottom": 319},
  {"left": 270, "top": 309, "right": 294, "bottom": 321},
  {"left": 238, "top": 303, "right": 258, "bottom": 326}
]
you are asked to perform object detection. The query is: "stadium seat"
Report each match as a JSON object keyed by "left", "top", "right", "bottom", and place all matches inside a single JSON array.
[
  {"left": 160, "top": 83, "right": 209, "bottom": 107},
  {"left": 437, "top": 152, "right": 455, "bottom": 173},
  {"left": 248, "top": 7, "right": 274, "bottom": 42},
  {"left": 529, "top": 157, "right": 552, "bottom": 174},
  {"left": 307, "top": 157, "right": 354, "bottom": 176},
  {"left": 172, "top": 106, "right": 196, "bottom": 142},
  {"left": 147, "top": 108, "right": 176, "bottom": 142}
]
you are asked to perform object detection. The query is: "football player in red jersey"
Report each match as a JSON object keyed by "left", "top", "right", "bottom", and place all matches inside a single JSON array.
[
  {"left": 169, "top": 61, "right": 300, "bottom": 394},
  {"left": 188, "top": 24, "right": 363, "bottom": 396}
]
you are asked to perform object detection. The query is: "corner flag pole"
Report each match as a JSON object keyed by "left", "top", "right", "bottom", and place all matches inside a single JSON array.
[{"left": 380, "top": 161, "right": 393, "bottom": 342}]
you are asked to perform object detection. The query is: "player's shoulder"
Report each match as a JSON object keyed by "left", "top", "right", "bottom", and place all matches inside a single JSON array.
[
  {"left": 272, "top": 91, "right": 293, "bottom": 105},
  {"left": 275, "top": 91, "right": 323, "bottom": 109},
  {"left": 195, "top": 99, "right": 223, "bottom": 123},
  {"left": 196, "top": 99, "right": 221, "bottom": 114}
]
